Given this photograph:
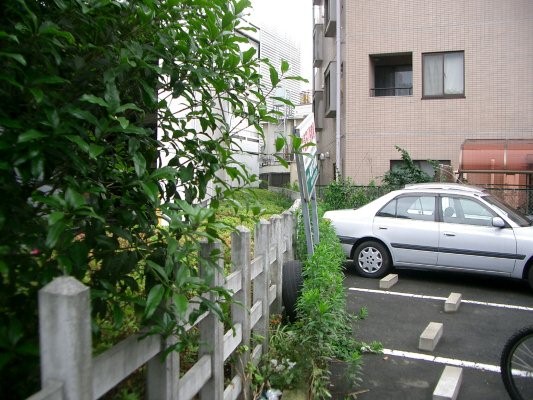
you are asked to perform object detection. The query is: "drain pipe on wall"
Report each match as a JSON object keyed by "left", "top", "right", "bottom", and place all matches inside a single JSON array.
[{"left": 335, "top": 0, "right": 342, "bottom": 179}]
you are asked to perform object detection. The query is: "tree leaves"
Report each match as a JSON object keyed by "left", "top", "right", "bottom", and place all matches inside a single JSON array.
[{"left": 0, "top": 0, "right": 305, "bottom": 395}]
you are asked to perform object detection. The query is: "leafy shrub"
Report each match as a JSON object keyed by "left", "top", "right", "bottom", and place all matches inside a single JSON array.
[
  {"left": 322, "top": 179, "right": 383, "bottom": 211},
  {"left": 381, "top": 146, "right": 437, "bottom": 188},
  {"left": 0, "top": 1, "right": 301, "bottom": 397},
  {"left": 254, "top": 217, "right": 361, "bottom": 398}
]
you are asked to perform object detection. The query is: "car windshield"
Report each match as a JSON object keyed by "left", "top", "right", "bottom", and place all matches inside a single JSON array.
[{"left": 483, "top": 195, "right": 532, "bottom": 227}]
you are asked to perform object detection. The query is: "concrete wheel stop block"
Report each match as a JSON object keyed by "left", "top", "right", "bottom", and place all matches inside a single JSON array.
[
  {"left": 419, "top": 322, "right": 443, "bottom": 351},
  {"left": 379, "top": 273, "right": 398, "bottom": 289},
  {"left": 444, "top": 292, "right": 462, "bottom": 312},
  {"left": 433, "top": 365, "right": 463, "bottom": 400}
]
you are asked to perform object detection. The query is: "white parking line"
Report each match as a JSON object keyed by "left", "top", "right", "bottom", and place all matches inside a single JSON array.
[
  {"left": 382, "top": 348, "right": 501, "bottom": 373},
  {"left": 349, "top": 287, "right": 533, "bottom": 312}
]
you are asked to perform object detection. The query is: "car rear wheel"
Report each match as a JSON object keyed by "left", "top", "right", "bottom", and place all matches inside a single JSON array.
[
  {"left": 528, "top": 266, "right": 533, "bottom": 290},
  {"left": 353, "top": 240, "right": 391, "bottom": 278}
]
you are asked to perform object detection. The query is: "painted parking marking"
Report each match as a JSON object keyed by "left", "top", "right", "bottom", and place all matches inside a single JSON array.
[
  {"left": 382, "top": 349, "right": 532, "bottom": 377},
  {"left": 382, "top": 348, "right": 501, "bottom": 374},
  {"left": 349, "top": 287, "right": 533, "bottom": 312}
]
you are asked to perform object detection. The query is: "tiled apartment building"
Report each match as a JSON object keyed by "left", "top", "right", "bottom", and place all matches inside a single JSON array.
[{"left": 313, "top": 0, "right": 533, "bottom": 187}]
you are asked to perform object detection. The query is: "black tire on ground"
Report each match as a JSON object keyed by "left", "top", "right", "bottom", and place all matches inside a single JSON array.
[
  {"left": 282, "top": 260, "right": 303, "bottom": 322},
  {"left": 528, "top": 267, "right": 533, "bottom": 290},
  {"left": 500, "top": 326, "right": 533, "bottom": 400},
  {"left": 352, "top": 240, "right": 391, "bottom": 278}
]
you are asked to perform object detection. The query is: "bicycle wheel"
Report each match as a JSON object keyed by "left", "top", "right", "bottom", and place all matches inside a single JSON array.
[{"left": 501, "top": 326, "right": 533, "bottom": 400}]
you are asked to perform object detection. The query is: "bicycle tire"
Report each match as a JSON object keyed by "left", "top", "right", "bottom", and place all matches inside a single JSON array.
[{"left": 500, "top": 326, "right": 533, "bottom": 400}]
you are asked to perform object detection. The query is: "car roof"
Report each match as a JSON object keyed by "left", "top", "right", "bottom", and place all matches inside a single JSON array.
[{"left": 403, "top": 182, "right": 487, "bottom": 195}]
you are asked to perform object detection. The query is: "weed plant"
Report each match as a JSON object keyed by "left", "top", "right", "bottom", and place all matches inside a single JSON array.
[{"left": 253, "top": 217, "right": 363, "bottom": 399}]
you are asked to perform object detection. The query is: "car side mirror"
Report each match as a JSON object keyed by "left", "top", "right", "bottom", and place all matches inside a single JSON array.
[{"left": 492, "top": 217, "right": 505, "bottom": 228}]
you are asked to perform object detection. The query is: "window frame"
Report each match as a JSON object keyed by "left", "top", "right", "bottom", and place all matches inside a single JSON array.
[
  {"left": 422, "top": 51, "right": 465, "bottom": 99},
  {"left": 370, "top": 53, "right": 413, "bottom": 97},
  {"left": 439, "top": 195, "right": 497, "bottom": 227},
  {"left": 377, "top": 194, "right": 437, "bottom": 222}
]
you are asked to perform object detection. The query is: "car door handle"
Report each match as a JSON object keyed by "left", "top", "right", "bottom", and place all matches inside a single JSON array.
[
  {"left": 443, "top": 232, "right": 455, "bottom": 237},
  {"left": 378, "top": 227, "right": 388, "bottom": 230}
]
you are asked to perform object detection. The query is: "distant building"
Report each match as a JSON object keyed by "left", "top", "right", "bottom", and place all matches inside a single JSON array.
[
  {"left": 313, "top": 0, "right": 533, "bottom": 189},
  {"left": 256, "top": 28, "right": 311, "bottom": 188}
]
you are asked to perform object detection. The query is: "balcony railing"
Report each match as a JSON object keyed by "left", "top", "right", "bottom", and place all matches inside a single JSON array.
[
  {"left": 260, "top": 153, "right": 295, "bottom": 167},
  {"left": 370, "top": 87, "right": 413, "bottom": 97}
]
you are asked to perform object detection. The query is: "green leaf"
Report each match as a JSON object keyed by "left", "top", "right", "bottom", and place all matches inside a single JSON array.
[
  {"left": 88, "top": 144, "right": 105, "bottom": 159},
  {"left": 0, "top": 52, "right": 26, "bottom": 66},
  {"left": 115, "top": 103, "right": 142, "bottom": 113},
  {"left": 0, "top": 31, "right": 19, "bottom": 43},
  {"left": 275, "top": 136, "right": 286, "bottom": 152},
  {"left": 29, "top": 88, "right": 44, "bottom": 103},
  {"left": 273, "top": 155, "right": 289, "bottom": 168},
  {"left": 33, "top": 76, "right": 69, "bottom": 85},
  {"left": 173, "top": 294, "right": 189, "bottom": 318},
  {"left": 65, "top": 188, "right": 85, "bottom": 208},
  {"left": 285, "top": 75, "right": 309, "bottom": 83},
  {"left": 150, "top": 166, "right": 178, "bottom": 180},
  {"left": 38, "top": 21, "right": 75, "bottom": 44},
  {"left": 46, "top": 220, "right": 66, "bottom": 248},
  {"left": 242, "top": 47, "right": 256, "bottom": 64},
  {"left": 66, "top": 135, "right": 89, "bottom": 153},
  {"left": 132, "top": 152, "right": 146, "bottom": 177},
  {"left": 48, "top": 211, "right": 64, "bottom": 225},
  {"left": 272, "top": 96, "right": 294, "bottom": 107},
  {"left": 281, "top": 59, "right": 289, "bottom": 74},
  {"left": 234, "top": 0, "right": 251, "bottom": 15},
  {"left": 292, "top": 136, "right": 302, "bottom": 151},
  {"left": 80, "top": 94, "right": 108, "bottom": 108},
  {"left": 145, "top": 284, "right": 165, "bottom": 319},
  {"left": 146, "top": 260, "right": 169, "bottom": 283},
  {"left": 269, "top": 65, "right": 280, "bottom": 87},
  {"left": 140, "top": 181, "right": 159, "bottom": 203},
  {"left": 68, "top": 108, "right": 100, "bottom": 126},
  {"left": 116, "top": 116, "right": 129, "bottom": 129},
  {"left": 18, "top": 129, "right": 46, "bottom": 143},
  {"left": 105, "top": 81, "right": 120, "bottom": 112}
]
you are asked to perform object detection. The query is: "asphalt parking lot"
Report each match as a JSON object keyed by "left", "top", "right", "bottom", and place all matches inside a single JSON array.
[{"left": 330, "top": 265, "right": 533, "bottom": 399}]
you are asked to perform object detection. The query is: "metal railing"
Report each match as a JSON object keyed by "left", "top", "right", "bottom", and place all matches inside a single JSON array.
[
  {"left": 370, "top": 87, "right": 413, "bottom": 97},
  {"left": 260, "top": 153, "right": 295, "bottom": 167}
]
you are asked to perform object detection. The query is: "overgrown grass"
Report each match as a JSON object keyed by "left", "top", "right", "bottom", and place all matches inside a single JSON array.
[{"left": 99, "top": 188, "right": 293, "bottom": 399}]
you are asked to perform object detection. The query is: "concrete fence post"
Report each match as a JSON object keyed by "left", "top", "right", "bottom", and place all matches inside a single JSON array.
[
  {"left": 38, "top": 276, "right": 92, "bottom": 400},
  {"left": 270, "top": 215, "right": 283, "bottom": 314},
  {"left": 253, "top": 220, "right": 270, "bottom": 357},
  {"left": 282, "top": 211, "right": 294, "bottom": 261},
  {"left": 231, "top": 226, "right": 251, "bottom": 400},
  {"left": 146, "top": 335, "right": 179, "bottom": 400},
  {"left": 199, "top": 240, "right": 224, "bottom": 400}
]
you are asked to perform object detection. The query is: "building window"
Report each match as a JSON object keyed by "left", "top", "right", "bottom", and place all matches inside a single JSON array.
[
  {"left": 324, "top": 0, "right": 336, "bottom": 37},
  {"left": 324, "top": 61, "right": 336, "bottom": 117},
  {"left": 370, "top": 53, "right": 412, "bottom": 97},
  {"left": 422, "top": 51, "right": 464, "bottom": 98}
]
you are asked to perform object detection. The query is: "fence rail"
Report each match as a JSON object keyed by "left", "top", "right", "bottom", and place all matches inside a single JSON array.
[{"left": 27, "top": 211, "right": 295, "bottom": 400}]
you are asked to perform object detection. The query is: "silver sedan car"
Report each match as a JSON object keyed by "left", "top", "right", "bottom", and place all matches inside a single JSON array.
[{"left": 323, "top": 183, "right": 533, "bottom": 288}]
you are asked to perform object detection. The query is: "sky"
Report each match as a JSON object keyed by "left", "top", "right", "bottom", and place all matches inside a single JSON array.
[{"left": 249, "top": 0, "right": 313, "bottom": 88}]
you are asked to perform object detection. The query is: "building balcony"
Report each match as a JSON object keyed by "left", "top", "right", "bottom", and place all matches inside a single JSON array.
[
  {"left": 260, "top": 152, "right": 295, "bottom": 167},
  {"left": 370, "top": 87, "right": 413, "bottom": 97},
  {"left": 313, "top": 23, "right": 324, "bottom": 67}
]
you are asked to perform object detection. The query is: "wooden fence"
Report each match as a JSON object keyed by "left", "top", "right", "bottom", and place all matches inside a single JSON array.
[{"left": 27, "top": 210, "right": 296, "bottom": 400}]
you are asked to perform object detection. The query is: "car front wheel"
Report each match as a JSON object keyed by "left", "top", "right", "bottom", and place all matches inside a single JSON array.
[{"left": 353, "top": 240, "right": 391, "bottom": 278}]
